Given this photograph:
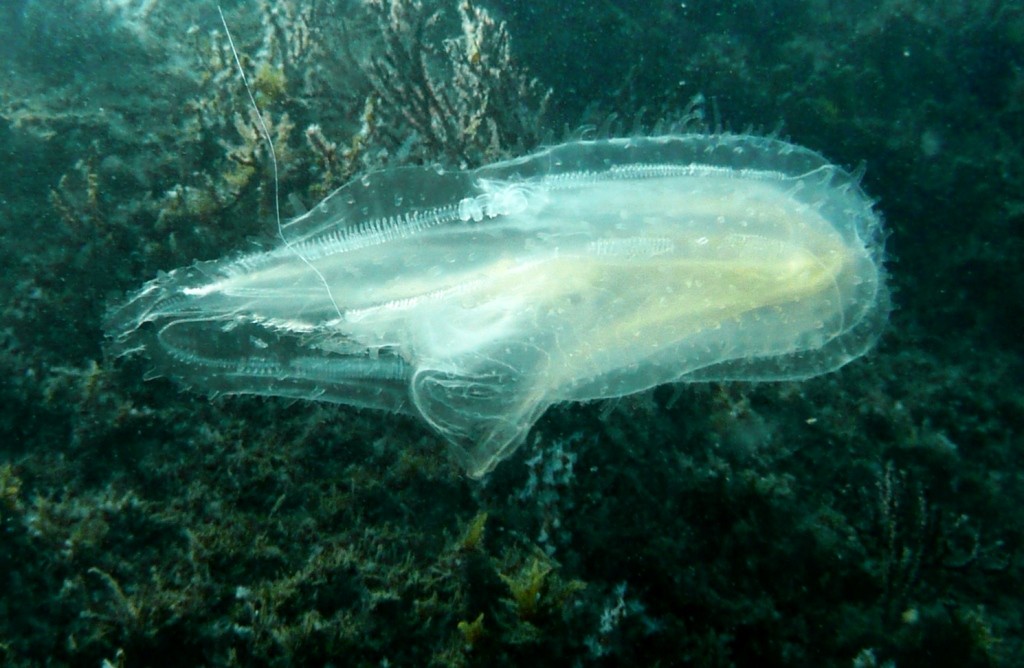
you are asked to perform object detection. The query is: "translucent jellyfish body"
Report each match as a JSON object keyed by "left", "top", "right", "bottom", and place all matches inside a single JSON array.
[{"left": 107, "top": 135, "right": 889, "bottom": 477}]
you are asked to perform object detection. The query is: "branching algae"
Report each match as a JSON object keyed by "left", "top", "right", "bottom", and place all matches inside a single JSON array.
[{"left": 106, "top": 135, "right": 889, "bottom": 477}]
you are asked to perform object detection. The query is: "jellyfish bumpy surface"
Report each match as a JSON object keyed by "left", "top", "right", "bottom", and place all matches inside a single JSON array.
[{"left": 106, "top": 134, "right": 889, "bottom": 478}]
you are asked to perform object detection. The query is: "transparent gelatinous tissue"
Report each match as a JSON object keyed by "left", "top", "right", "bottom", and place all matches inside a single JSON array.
[{"left": 106, "top": 135, "right": 889, "bottom": 478}]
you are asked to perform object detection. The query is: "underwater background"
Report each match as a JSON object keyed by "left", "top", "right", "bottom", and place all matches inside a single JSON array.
[{"left": 1, "top": 0, "right": 1022, "bottom": 666}]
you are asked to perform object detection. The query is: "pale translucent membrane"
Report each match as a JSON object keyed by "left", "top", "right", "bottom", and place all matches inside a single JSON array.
[{"left": 106, "top": 134, "right": 889, "bottom": 478}]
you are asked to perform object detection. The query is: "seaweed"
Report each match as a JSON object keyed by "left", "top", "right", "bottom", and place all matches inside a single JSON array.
[{"left": 0, "top": 0, "right": 1021, "bottom": 665}]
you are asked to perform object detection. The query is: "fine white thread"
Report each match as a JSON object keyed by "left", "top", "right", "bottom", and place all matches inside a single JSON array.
[{"left": 217, "top": 6, "right": 343, "bottom": 320}]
